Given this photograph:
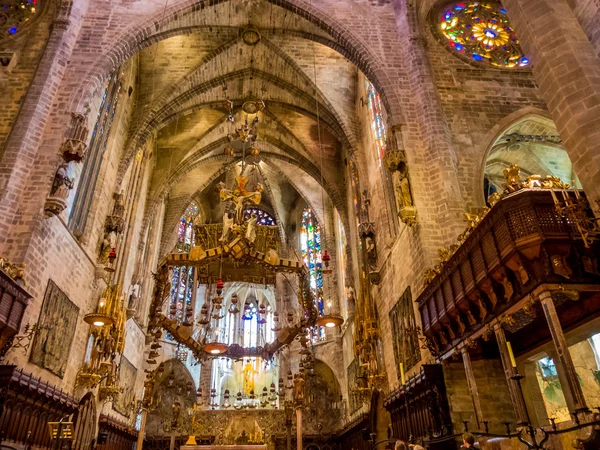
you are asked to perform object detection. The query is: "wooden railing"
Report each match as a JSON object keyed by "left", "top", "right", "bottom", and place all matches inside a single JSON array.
[
  {"left": 384, "top": 364, "right": 452, "bottom": 444},
  {"left": 97, "top": 414, "right": 137, "bottom": 450},
  {"left": 416, "top": 189, "right": 600, "bottom": 354},
  {"left": 0, "top": 366, "right": 77, "bottom": 449}
]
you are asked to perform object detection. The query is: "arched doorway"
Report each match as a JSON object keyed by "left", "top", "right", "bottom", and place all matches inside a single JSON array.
[{"left": 482, "top": 114, "right": 581, "bottom": 201}]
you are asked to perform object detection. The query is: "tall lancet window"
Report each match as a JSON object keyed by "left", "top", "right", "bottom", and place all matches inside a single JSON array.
[
  {"left": 70, "top": 73, "right": 121, "bottom": 234},
  {"left": 365, "top": 80, "right": 387, "bottom": 168},
  {"left": 365, "top": 80, "right": 398, "bottom": 234},
  {"left": 300, "top": 206, "right": 325, "bottom": 342},
  {"left": 177, "top": 202, "right": 198, "bottom": 253},
  {"left": 167, "top": 203, "right": 198, "bottom": 331}
]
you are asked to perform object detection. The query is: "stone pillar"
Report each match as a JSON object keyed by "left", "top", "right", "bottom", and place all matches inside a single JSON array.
[
  {"left": 136, "top": 408, "right": 147, "bottom": 450},
  {"left": 461, "top": 347, "right": 484, "bottom": 428},
  {"left": 494, "top": 324, "right": 530, "bottom": 426},
  {"left": 0, "top": 13, "right": 81, "bottom": 257},
  {"left": 169, "top": 434, "right": 176, "bottom": 450},
  {"left": 296, "top": 408, "right": 302, "bottom": 450},
  {"left": 502, "top": 0, "right": 600, "bottom": 212},
  {"left": 539, "top": 291, "right": 589, "bottom": 413},
  {"left": 392, "top": 1, "right": 466, "bottom": 259}
]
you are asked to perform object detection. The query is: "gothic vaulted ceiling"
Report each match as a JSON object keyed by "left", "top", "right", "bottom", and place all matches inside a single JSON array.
[{"left": 123, "top": 0, "right": 361, "bottom": 244}]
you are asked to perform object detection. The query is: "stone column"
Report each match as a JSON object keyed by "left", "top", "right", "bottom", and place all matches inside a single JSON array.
[
  {"left": 461, "top": 347, "right": 484, "bottom": 428},
  {"left": 539, "top": 291, "right": 589, "bottom": 413},
  {"left": 502, "top": 0, "right": 600, "bottom": 212},
  {"left": 0, "top": 12, "right": 82, "bottom": 257},
  {"left": 494, "top": 324, "right": 530, "bottom": 426},
  {"left": 296, "top": 408, "right": 302, "bottom": 450},
  {"left": 136, "top": 408, "right": 147, "bottom": 450},
  {"left": 392, "top": 1, "right": 466, "bottom": 260},
  {"left": 169, "top": 434, "right": 176, "bottom": 450}
]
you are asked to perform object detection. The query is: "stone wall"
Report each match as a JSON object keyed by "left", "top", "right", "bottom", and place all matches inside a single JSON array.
[{"left": 443, "top": 359, "right": 516, "bottom": 435}]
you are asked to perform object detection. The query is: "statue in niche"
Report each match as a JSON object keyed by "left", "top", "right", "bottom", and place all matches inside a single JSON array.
[
  {"left": 98, "top": 231, "right": 117, "bottom": 264},
  {"left": 51, "top": 162, "right": 74, "bottom": 199},
  {"left": 385, "top": 124, "right": 417, "bottom": 227},
  {"left": 243, "top": 361, "right": 256, "bottom": 394},
  {"left": 392, "top": 169, "right": 413, "bottom": 209},
  {"left": 112, "top": 191, "right": 125, "bottom": 218},
  {"left": 345, "top": 285, "right": 356, "bottom": 314},
  {"left": 44, "top": 162, "right": 74, "bottom": 217}
]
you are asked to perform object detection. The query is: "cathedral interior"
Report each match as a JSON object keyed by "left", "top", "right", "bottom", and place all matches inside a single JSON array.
[{"left": 1, "top": 0, "right": 600, "bottom": 449}]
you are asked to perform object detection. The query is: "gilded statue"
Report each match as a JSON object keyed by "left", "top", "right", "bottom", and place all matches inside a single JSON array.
[
  {"left": 392, "top": 170, "right": 413, "bottom": 209},
  {"left": 218, "top": 176, "right": 263, "bottom": 225},
  {"left": 243, "top": 361, "right": 256, "bottom": 394}
]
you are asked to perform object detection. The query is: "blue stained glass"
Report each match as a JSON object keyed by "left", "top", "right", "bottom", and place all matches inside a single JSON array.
[
  {"left": 244, "top": 207, "right": 276, "bottom": 225},
  {"left": 9, "top": 27, "right": 17, "bottom": 34},
  {"left": 472, "top": 54, "right": 484, "bottom": 61}
]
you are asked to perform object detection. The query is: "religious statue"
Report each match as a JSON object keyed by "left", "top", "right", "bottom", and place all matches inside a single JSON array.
[
  {"left": 44, "top": 162, "right": 74, "bottom": 218},
  {"left": 345, "top": 285, "right": 356, "bottom": 313},
  {"left": 365, "top": 236, "right": 377, "bottom": 271},
  {"left": 293, "top": 373, "right": 305, "bottom": 405},
  {"left": 245, "top": 213, "right": 258, "bottom": 244},
  {"left": 112, "top": 191, "right": 125, "bottom": 218},
  {"left": 392, "top": 170, "right": 413, "bottom": 209},
  {"left": 50, "top": 162, "right": 74, "bottom": 199},
  {"left": 99, "top": 232, "right": 117, "bottom": 264},
  {"left": 220, "top": 211, "right": 234, "bottom": 242},
  {"left": 219, "top": 176, "right": 263, "bottom": 225},
  {"left": 243, "top": 361, "right": 256, "bottom": 394}
]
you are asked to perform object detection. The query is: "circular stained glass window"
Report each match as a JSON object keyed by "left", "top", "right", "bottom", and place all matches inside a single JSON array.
[
  {"left": 438, "top": 2, "right": 529, "bottom": 69},
  {"left": 1, "top": 0, "right": 37, "bottom": 39}
]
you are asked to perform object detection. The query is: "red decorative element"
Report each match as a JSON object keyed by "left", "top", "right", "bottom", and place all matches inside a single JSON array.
[
  {"left": 108, "top": 248, "right": 117, "bottom": 263},
  {"left": 322, "top": 250, "right": 331, "bottom": 263}
]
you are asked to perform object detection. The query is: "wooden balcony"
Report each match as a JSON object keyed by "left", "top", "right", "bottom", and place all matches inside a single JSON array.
[
  {"left": 0, "top": 265, "right": 31, "bottom": 357},
  {"left": 416, "top": 189, "right": 600, "bottom": 355}
]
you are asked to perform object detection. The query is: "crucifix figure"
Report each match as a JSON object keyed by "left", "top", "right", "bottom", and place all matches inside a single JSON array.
[
  {"left": 185, "top": 403, "right": 200, "bottom": 445},
  {"left": 218, "top": 175, "right": 263, "bottom": 225}
]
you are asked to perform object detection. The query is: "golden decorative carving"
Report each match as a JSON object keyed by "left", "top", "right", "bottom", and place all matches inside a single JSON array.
[{"left": 0, "top": 257, "right": 25, "bottom": 285}]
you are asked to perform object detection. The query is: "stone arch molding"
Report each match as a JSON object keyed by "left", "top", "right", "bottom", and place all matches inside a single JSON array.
[
  {"left": 67, "top": 0, "right": 404, "bottom": 124},
  {"left": 475, "top": 107, "right": 559, "bottom": 207}
]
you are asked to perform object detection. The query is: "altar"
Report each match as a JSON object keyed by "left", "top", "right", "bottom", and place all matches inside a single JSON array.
[{"left": 181, "top": 446, "right": 267, "bottom": 450}]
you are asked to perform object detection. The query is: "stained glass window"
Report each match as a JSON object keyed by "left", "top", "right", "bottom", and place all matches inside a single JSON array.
[
  {"left": 439, "top": 2, "right": 529, "bottom": 68},
  {"left": 244, "top": 208, "right": 276, "bottom": 226},
  {"left": 2, "top": 0, "right": 37, "bottom": 38},
  {"left": 365, "top": 80, "right": 387, "bottom": 168},
  {"left": 177, "top": 202, "right": 198, "bottom": 253},
  {"left": 167, "top": 203, "right": 198, "bottom": 338},
  {"left": 300, "top": 207, "right": 325, "bottom": 341}
]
